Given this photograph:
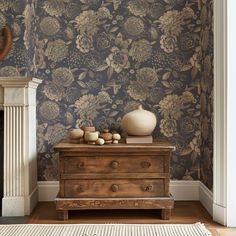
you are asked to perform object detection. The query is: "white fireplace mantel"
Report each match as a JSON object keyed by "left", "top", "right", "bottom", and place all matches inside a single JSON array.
[{"left": 0, "top": 77, "right": 42, "bottom": 216}]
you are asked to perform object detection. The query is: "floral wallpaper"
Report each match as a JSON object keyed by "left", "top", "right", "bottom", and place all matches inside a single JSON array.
[
  {"left": 200, "top": 0, "right": 213, "bottom": 190},
  {"left": 0, "top": 0, "right": 36, "bottom": 76},
  {"left": 0, "top": 0, "right": 213, "bottom": 190}
]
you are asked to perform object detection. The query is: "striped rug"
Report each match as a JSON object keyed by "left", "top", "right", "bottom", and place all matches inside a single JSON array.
[{"left": 0, "top": 223, "right": 211, "bottom": 236}]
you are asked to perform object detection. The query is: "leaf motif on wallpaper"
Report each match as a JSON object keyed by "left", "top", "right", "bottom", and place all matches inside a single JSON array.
[
  {"left": 162, "top": 72, "right": 171, "bottom": 81},
  {"left": 191, "top": 67, "right": 199, "bottom": 80},
  {"left": 78, "top": 71, "right": 87, "bottom": 80},
  {"left": 96, "top": 64, "right": 109, "bottom": 72},
  {"left": 172, "top": 70, "right": 179, "bottom": 78},
  {"left": 161, "top": 81, "right": 171, "bottom": 88},
  {"left": 181, "top": 64, "right": 193, "bottom": 72},
  {"left": 78, "top": 81, "right": 87, "bottom": 88},
  {"left": 194, "top": 111, "right": 201, "bottom": 117},
  {"left": 110, "top": 27, "right": 119, "bottom": 33},
  {"left": 109, "top": 111, "right": 119, "bottom": 117},
  {"left": 149, "top": 27, "right": 159, "bottom": 40},
  {"left": 180, "top": 147, "right": 192, "bottom": 156},
  {"left": 107, "top": 66, "right": 114, "bottom": 79},
  {"left": 165, "top": 89, "right": 173, "bottom": 94}
]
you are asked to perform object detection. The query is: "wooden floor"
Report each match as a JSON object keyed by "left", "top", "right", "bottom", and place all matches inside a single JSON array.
[{"left": 26, "top": 201, "right": 236, "bottom": 236}]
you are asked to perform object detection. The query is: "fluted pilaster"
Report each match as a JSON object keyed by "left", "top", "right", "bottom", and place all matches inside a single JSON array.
[{"left": 0, "top": 77, "right": 42, "bottom": 216}]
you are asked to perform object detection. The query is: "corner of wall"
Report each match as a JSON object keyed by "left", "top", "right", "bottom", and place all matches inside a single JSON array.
[{"left": 199, "top": 182, "right": 213, "bottom": 216}]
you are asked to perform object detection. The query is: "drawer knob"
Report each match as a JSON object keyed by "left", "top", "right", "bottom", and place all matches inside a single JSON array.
[
  {"left": 111, "top": 184, "right": 119, "bottom": 192},
  {"left": 77, "top": 162, "right": 85, "bottom": 169},
  {"left": 142, "top": 184, "right": 153, "bottom": 192},
  {"left": 78, "top": 185, "right": 85, "bottom": 193},
  {"left": 111, "top": 161, "right": 119, "bottom": 169},
  {"left": 141, "top": 161, "right": 151, "bottom": 169}
]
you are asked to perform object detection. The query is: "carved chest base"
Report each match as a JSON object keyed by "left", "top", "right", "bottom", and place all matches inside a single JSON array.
[{"left": 55, "top": 194, "right": 174, "bottom": 220}]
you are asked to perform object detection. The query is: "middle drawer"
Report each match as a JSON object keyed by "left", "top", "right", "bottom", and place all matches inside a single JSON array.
[{"left": 63, "top": 156, "right": 165, "bottom": 173}]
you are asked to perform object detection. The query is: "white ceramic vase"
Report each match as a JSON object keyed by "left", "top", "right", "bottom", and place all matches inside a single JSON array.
[
  {"left": 121, "top": 105, "right": 157, "bottom": 136},
  {"left": 84, "top": 131, "right": 99, "bottom": 142}
]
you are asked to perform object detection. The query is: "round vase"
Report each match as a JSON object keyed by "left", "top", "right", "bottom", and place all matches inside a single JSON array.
[{"left": 121, "top": 105, "right": 157, "bottom": 136}]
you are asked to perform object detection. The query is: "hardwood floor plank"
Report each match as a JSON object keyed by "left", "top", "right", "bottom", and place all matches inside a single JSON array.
[
  {"left": 1, "top": 202, "right": 233, "bottom": 235},
  {"left": 27, "top": 201, "right": 220, "bottom": 226},
  {"left": 26, "top": 201, "right": 236, "bottom": 234}
]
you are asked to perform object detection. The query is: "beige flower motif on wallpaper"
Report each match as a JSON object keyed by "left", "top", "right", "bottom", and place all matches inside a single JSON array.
[
  {"left": 45, "top": 123, "right": 68, "bottom": 145},
  {"left": 75, "top": 10, "right": 99, "bottom": 36},
  {"left": 74, "top": 91, "right": 112, "bottom": 120},
  {"left": 75, "top": 7, "right": 111, "bottom": 36},
  {"left": 127, "top": 0, "right": 149, "bottom": 17},
  {"left": 160, "top": 119, "right": 177, "bottom": 138},
  {"left": 39, "top": 17, "right": 60, "bottom": 36},
  {"left": 128, "top": 67, "right": 158, "bottom": 101},
  {"left": 158, "top": 91, "right": 196, "bottom": 137},
  {"left": 45, "top": 39, "right": 68, "bottom": 62},
  {"left": 124, "top": 17, "right": 144, "bottom": 37},
  {"left": 160, "top": 35, "right": 177, "bottom": 54},
  {"left": 52, "top": 67, "right": 74, "bottom": 87},
  {"left": 159, "top": 7, "right": 196, "bottom": 53},
  {"left": 0, "top": 66, "right": 20, "bottom": 77},
  {"left": 0, "top": 1, "right": 10, "bottom": 12},
  {"left": 106, "top": 47, "right": 130, "bottom": 73},
  {"left": 43, "top": 0, "right": 65, "bottom": 17},
  {"left": 43, "top": 82, "right": 64, "bottom": 102},
  {"left": 189, "top": 131, "right": 201, "bottom": 156},
  {"left": 96, "top": 32, "right": 112, "bottom": 50},
  {"left": 76, "top": 34, "right": 94, "bottom": 53},
  {"left": 129, "top": 39, "right": 152, "bottom": 62}
]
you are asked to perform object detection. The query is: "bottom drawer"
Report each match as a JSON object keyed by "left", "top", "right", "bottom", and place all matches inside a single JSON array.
[{"left": 61, "top": 179, "right": 168, "bottom": 198}]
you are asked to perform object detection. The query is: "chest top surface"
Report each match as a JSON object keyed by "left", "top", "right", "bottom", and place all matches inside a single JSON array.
[{"left": 54, "top": 140, "right": 176, "bottom": 154}]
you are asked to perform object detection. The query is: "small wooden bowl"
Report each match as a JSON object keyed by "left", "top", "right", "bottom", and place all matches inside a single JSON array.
[
  {"left": 99, "top": 132, "right": 112, "bottom": 141},
  {"left": 81, "top": 126, "right": 95, "bottom": 133}
]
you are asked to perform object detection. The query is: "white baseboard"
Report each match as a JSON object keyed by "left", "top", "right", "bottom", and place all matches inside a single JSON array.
[
  {"left": 27, "top": 186, "right": 39, "bottom": 215},
  {"left": 38, "top": 180, "right": 202, "bottom": 202},
  {"left": 199, "top": 182, "right": 213, "bottom": 215},
  {"left": 213, "top": 203, "right": 227, "bottom": 226},
  {"left": 38, "top": 181, "right": 59, "bottom": 202},
  {"left": 170, "top": 180, "right": 199, "bottom": 201}
]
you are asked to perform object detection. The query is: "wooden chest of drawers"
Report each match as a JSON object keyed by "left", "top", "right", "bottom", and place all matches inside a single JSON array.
[{"left": 54, "top": 141, "right": 175, "bottom": 220}]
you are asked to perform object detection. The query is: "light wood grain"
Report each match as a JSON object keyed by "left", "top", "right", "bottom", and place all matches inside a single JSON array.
[{"left": 28, "top": 201, "right": 236, "bottom": 236}]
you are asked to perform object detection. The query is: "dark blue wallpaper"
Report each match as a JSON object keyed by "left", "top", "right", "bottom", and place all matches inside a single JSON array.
[{"left": 0, "top": 0, "right": 213, "bottom": 190}]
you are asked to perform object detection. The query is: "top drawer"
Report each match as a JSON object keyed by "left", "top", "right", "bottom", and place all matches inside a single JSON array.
[{"left": 61, "top": 156, "right": 168, "bottom": 174}]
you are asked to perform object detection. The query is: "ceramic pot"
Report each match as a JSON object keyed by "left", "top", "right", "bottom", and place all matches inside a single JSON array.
[
  {"left": 69, "top": 128, "right": 84, "bottom": 140},
  {"left": 81, "top": 126, "right": 95, "bottom": 133},
  {"left": 121, "top": 105, "right": 157, "bottom": 136},
  {"left": 112, "top": 133, "right": 121, "bottom": 140},
  {"left": 96, "top": 138, "right": 105, "bottom": 145},
  {"left": 84, "top": 131, "right": 99, "bottom": 144},
  {"left": 99, "top": 129, "right": 113, "bottom": 141}
]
